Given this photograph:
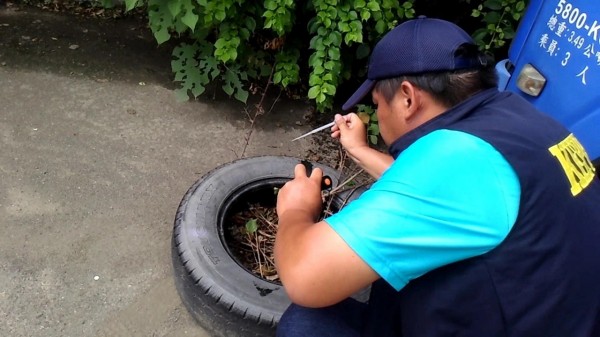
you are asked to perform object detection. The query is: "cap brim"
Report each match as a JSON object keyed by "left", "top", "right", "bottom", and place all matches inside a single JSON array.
[{"left": 342, "top": 79, "right": 376, "bottom": 111}]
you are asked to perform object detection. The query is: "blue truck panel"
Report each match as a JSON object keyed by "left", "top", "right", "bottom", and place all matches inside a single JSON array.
[{"left": 500, "top": 0, "right": 599, "bottom": 162}]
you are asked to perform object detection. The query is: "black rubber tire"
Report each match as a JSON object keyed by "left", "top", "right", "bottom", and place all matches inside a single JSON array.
[{"left": 172, "top": 156, "right": 363, "bottom": 337}]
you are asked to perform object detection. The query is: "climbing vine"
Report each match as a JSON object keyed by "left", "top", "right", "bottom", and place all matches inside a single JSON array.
[
  {"left": 110, "top": 0, "right": 526, "bottom": 113},
  {"left": 471, "top": 0, "right": 528, "bottom": 51},
  {"left": 113, "top": 0, "right": 415, "bottom": 110},
  {"left": 308, "top": 0, "right": 415, "bottom": 111}
]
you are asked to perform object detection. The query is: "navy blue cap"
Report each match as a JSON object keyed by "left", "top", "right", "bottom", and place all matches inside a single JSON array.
[{"left": 342, "top": 17, "right": 482, "bottom": 111}]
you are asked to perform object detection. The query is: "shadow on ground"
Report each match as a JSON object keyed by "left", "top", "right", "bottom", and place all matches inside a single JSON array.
[
  {"left": 0, "top": 3, "right": 318, "bottom": 134},
  {"left": 0, "top": 4, "right": 173, "bottom": 85}
]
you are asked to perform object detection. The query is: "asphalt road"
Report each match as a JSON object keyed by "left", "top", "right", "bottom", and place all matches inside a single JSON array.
[{"left": 0, "top": 5, "right": 317, "bottom": 337}]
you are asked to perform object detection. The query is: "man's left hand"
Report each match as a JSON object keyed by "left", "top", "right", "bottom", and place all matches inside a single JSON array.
[{"left": 276, "top": 163, "right": 323, "bottom": 222}]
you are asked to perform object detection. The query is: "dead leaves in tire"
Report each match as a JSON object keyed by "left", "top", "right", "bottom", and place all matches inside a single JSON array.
[
  {"left": 227, "top": 190, "right": 339, "bottom": 285},
  {"left": 227, "top": 152, "right": 373, "bottom": 285},
  {"left": 226, "top": 189, "right": 354, "bottom": 285},
  {"left": 228, "top": 203, "right": 280, "bottom": 283}
]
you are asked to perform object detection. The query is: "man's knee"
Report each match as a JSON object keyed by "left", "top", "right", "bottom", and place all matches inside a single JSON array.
[
  {"left": 276, "top": 304, "right": 314, "bottom": 337},
  {"left": 276, "top": 300, "right": 365, "bottom": 337}
]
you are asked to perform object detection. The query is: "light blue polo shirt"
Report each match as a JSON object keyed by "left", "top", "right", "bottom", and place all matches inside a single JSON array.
[{"left": 325, "top": 129, "right": 521, "bottom": 291}]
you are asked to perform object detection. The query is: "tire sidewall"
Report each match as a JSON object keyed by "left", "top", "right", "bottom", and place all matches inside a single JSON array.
[{"left": 173, "top": 156, "right": 345, "bottom": 332}]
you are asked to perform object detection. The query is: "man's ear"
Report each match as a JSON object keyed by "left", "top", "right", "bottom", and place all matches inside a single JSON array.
[{"left": 397, "top": 81, "right": 421, "bottom": 120}]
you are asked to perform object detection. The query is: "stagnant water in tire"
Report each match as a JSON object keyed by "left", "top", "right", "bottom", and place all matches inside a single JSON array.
[{"left": 224, "top": 183, "right": 338, "bottom": 286}]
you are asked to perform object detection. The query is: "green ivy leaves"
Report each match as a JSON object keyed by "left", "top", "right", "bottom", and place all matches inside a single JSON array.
[
  {"left": 138, "top": 0, "right": 421, "bottom": 110},
  {"left": 148, "top": 0, "right": 263, "bottom": 104},
  {"left": 171, "top": 42, "right": 215, "bottom": 101},
  {"left": 214, "top": 24, "right": 241, "bottom": 63},
  {"left": 223, "top": 66, "right": 249, "bottom": 103},
  {"left": 274, "top": 49, "right": 300, "bottom": 88},
  {"left": 148, "top": 0, "right": 174, "bottom": 44},
  {"left": 264, "top": 0, "right": 295, "bottom": 36},
  {"left": 180, "top": 0, "right": 199, "bottom": 31},
  {"left": 356, "top": 104, "right": 380, "bottom": 144},
  {"left": 307, "top": 0, "right": 414, "bottom": 111},
  {"left": 122, "top": 0, "right": 520, "bottom": 115},
  {"left": 472, "top": 0, "right": 528, "bottom": 50},
  {"left": 245, "top": 218, "right": 258, "bottom": 234}
]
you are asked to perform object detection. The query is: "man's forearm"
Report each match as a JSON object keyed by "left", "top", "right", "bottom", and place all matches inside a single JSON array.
[
  {"left": 274, "top": 210, "right": 315, "bottom": 287},
  {"left": 275, "top": 210, "right": 314, "bottom": 259},
  {"left": 347, "top": 146, "right": 394, "bottom": 179}
]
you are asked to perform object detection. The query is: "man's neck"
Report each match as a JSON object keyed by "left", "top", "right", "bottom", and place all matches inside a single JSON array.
[{"left": 407, "top": 97, "right": 449, "bottom": 133}]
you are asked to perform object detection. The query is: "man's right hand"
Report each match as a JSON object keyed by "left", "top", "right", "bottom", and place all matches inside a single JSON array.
[
  {"left": 331, "top": 113, "right": 394, "bottom": 179},
  {"left": 331, "top": 113, "right": 368, "bottom": 156}
]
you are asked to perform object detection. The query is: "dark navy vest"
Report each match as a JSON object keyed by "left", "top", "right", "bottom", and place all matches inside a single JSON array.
[{"left": 365, "top": 89, "right": 600, "bottom": 337}]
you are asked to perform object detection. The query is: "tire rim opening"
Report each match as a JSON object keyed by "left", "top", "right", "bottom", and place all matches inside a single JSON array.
[{"left": 219, "top": 178, "right": 342, "bottom": 285}]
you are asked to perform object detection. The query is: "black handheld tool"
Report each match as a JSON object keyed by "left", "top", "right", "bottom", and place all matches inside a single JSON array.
[{"left": 300, "top": 160, "right": 332, "bottom": 191}]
